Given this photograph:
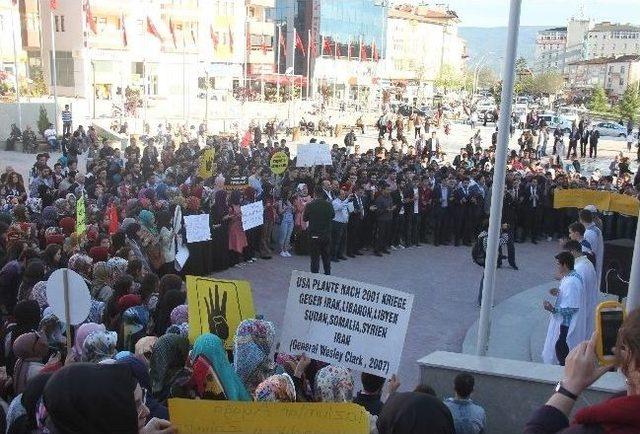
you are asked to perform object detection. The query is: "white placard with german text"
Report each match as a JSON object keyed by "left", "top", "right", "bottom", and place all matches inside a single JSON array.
[
  {"left": 241, "top": 201, "right": 264, "bottom": 231},
  {"left": 279, "top": 270, "right": 414, "bottom": 378}
]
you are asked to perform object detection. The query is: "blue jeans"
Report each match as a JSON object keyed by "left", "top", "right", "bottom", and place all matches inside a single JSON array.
[
  {"left": 47, "top": 137, "right": 59, "bottom": 151},
  {"left": 279, "top": 219, "right": 294, "bottom": 251}
]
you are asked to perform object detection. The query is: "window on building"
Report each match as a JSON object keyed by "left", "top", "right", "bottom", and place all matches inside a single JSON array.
[
  {"left": 136, "top": 19, "right": 144, "bottom": 35},
  {"left": 621, "top": 66, "right": 625, "bottom": 73},
  {"left": 96, "top": 17, "right": 107, "bottom": 33},
  {"left": 148, "top": 75, "right": 158, "bottom": 95},
  {"left": 60, "top": 15, "right": 65, "bottom": 32},
  {"left": 50, "top": 51, "right": 74, "bottom": 87},
  {"left": 620, "top": 77, "right": 624, "bottom": 86},
  {"left": 198, "top": 76, "right": 215, "bottom": 89},
  {"left": 132, "top": 62, "right": 144, "bottom": 76},
  {"left": 54, "top": 15, "right": 59, "bottom": 32}
]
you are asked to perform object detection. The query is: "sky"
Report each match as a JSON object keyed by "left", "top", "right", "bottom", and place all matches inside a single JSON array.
[{"left": 431, "top": 0, "right": 636, "bottom": 27}]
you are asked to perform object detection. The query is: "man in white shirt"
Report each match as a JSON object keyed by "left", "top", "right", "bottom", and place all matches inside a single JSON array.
[
  {"left": 564, "top": 240, "right": 598, "bottom": 339},
  {"left": 331, "top": 189, "right": 351, "bottom": 262},
  {"left": 44, "top": 123, "right": 58, "bottom": 152},
  {"left": 542, "top": 251, "right": 583, "bottom": 365}
]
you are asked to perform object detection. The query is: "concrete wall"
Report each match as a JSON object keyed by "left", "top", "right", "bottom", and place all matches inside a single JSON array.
[
  {"left": 0, "top": 102, "right": 55, "bottom": 140},
  {"left": 418, "top": 351, "right": 626, "bottom": 434}
]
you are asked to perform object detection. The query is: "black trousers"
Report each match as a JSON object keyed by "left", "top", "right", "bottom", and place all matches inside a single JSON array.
[
  {"left": 347, "top": 216, "right": 362, "bottom": 255},
  {"left": 524, "top": 206, "right": 542, "bottom": 241},
  {"left": 63, "top": 122, "right": 72, "bottom": 136},
  {"left": 566, "top": 140, "right": 577, "bottom": 158},
  {"left": 497, "top": 239, "right": 517, "bottom": 267},
  {"left": 589, "top": 142, "right": 598, "bottom": 158},
  {"left": 433, "top": 207, "right": 451, "bottom": 245},
  {"left": 556, "top": 325, "right": 570, "bottom": 366},
  {"left": 375, "top": 220, "right": 391, "bottom": 253},
  {"left": 310, "top": 234, "right": 331, "bottom": 275},
  {"left": 331, "top": 222, "right": 347, "bottom": 259}
]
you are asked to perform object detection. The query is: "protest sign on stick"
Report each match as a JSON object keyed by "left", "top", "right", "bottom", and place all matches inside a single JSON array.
[
  {"left": 279, "top": 270, "right": 414, "bottom": 378},
  {"left": 183, "top": 214, "right": 211, "bottom": 243},
  {"left": 296, "top": 143, "right": 332, "bottom": 167},
  {"left": 241, "top": 201, "right": 264, "bottom": 231}
]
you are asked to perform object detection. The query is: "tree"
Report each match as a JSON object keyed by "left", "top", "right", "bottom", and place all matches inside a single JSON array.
[
  {"left": 617, "top": 83, "right": 640, "bottom": 123},
  {"left": 515, "top": 57, "right": 528, "bottom": 75},
  {"left": 434, "top": 64, "right": 463, "bottom": 93},
  {"left": 588, "top": 87, "right": 610, "bottom": 113},
  {"left": 530, "top": 71, "right": 565, "bottom": 96},
  {"left": 37, "top": 105, "right": 50, "bottom": 135},
  {"left": 477, "top": 67, "right": 498, "bottom": 90}
]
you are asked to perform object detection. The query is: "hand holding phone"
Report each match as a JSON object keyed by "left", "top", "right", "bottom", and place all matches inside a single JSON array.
[{"left": 596, "top": 301, "right": 625, "bottom": 365}]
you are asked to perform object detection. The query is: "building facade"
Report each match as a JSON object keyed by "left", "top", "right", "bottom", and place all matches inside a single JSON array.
[
  {"left": 586, "top": 22, "right": 640, "bottom": 60},
  {"left": 38, "top": 0, "right": 254, "bottom": 118},
  {"left": 566, "top": 55, "right": 640, "bottom": 98},
  {"left": 534, "top": 27, "right": 567, "bottom": 72},
  {"left": 383, "top": 4, "right": 465, "bottom": 103},
  {"left": 0, "top": 0, "right": 27, "bottom": 80}
]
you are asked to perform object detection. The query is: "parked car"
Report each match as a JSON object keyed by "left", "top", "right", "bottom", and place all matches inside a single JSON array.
[
  {"left": 593, "top": 121, "right": 628, "bottom": 137},
  {"left": 538, "top": 113, "right": 574, "bottom": 133}
]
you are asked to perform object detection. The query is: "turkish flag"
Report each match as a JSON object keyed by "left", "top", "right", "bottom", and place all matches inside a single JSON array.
[
  {"left": 121, "top": 13, "right": 127, "bottom": 46},
  {"left": 108, "top": 204, "right": 119, "bottom": 235},
  {"left": 210, "top": 25, "right": 219, "bottom": 50},
  {"left": 169, "top": 18, "right": 177, "bottom": 48},
  {"left": 228, "top": 25, "right": 234, "bottom": 53},
  {"left": 240, "top": 130, "right": 252, "bottom": 148},
  {"left": 50, "top": 0, "right": 58, "bottom": 10},
  {"left": 322, "top": 37, "right": 331, "bottom": 55},
  {"left": 85, "top": 1, "right": 97, "bottom": 34},
  {"left": 147, "top": 16, "right": 163, "bottom": 42},
  {"left": 295, "top": 31, "right": 305, "bottom": 56}
]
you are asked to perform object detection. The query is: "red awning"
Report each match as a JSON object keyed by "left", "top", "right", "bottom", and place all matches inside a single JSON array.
[{"left": 249, "top": 74, "right": 308, "bottom": 85}]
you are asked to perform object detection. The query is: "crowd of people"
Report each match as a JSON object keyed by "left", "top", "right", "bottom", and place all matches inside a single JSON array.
[{"left": 0, "top": 102, "right": 638, "bottom": 433}]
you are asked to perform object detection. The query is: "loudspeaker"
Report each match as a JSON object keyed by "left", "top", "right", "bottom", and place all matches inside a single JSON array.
[{"left": 602, "top": 238, "right": 633, "bottom": 301}]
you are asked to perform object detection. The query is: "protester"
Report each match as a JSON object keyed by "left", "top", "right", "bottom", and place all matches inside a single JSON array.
[{"left": 443, "top": 373, "right": 486, "bottom": 434}]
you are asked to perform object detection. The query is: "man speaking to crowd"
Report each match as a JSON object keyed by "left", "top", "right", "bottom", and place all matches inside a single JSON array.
[{"left": 304, "top": 186, "right": 335, "bottom": 275}]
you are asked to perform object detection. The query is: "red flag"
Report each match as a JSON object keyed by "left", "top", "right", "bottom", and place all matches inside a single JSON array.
[
  {"left": 322, "top": 36, "right": 330, "bottom": 55},
  {"left": 360, "top": 42, "right": 367, "bottom": 60},
  {"left": 12, "top": 0, "right": 17, "bottom": 6},
  {"left": 85, "top": 1, "right": 97, "bottom": 34},
  {"left": 50, "top": 0, "right": 58, "bottom": 9},
  {"left": 372, "top": 41, "right": 379, "bottom": 61},
  {"left": 295, "top": 31, "right": 305, "bottom": 56},
  {"left": 261, "top": 37, "right": 267, "bottom": 55},
  {"left": 240, "top": 130, "right": 252, "bottom": 148},
  {"left": 169, "top": 18, "right": 177, "bottom": 48},
  {"left": 310, "top": 38, "right": 318, "bottom": 57},
  {"left": 147, "top": 16, "right": 163, "bottom": 42},
  {"left": 121, "top": 13, "right": 128, "bottom": 46},
  {"left": 108, "top": 204, "right": 119, "bottom": 235},
  {"left": 210, "top": 25, "right": 219, "bottom": 50},
  {"left": 228, "top": 25, "right": 233, "bottom": 53},
  {"left": 279, "top": 31, "right": 286, "bottom": 50}
]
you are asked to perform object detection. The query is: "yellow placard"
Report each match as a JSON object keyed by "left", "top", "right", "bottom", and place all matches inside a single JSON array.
[
  {"left": 76, "top": 195, "right": 86, "bottom": 235},
  {"left": 270, "top": 151, "right": 289, "bottom": 175},
  {"left": 197, "top": 148, "right": 215, "bottom": 179},
  {"left": 186, "top": 276, "right": 255, "bottom": 349},
  {"left": 610, "top": 193, "right": 639, "bottom": 216},
  {"left": 168, "top": 399, "right": 369, "bottom": 434}
]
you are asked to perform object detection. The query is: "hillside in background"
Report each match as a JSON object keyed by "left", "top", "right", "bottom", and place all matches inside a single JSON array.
[{"left": 459, "top": 26, "right": 548, "bottom": 71}]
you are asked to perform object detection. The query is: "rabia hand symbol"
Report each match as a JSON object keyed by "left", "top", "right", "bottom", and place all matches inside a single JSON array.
[
  {"left": 205, "top": 157, "right": 213, "bottom": 171},
  {"left": 205, "top": 285, "right": 229, "bottom": 340}
]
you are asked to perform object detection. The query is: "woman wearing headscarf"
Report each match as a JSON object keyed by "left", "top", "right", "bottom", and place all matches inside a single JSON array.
[
  {"left": 210, "top": 189, "right": 230, "bottom": 272},
  {"left": 156, "top": 210, "right": 176, "bottom": 277},
  {"left": 191, "top": 333, "right": 251, "bottom": 401},
  {"left": 233, "top": 319, "right": 276, "bottom": 395},
  {"left": 72, "top": 322, "right": 105, "bottom": 361},
  {"left": 377, "top": 392, "right": 455, "bottom": 434},
  {"left": 314, "top": 365, "right": 355, "bottom": 402},
  {"left": 38, "top": 308, "right": 66, "bottom": 353},
  {"left": 66, "top": 253, "right": 93, "bottom": 281},
  {"left": 3, "top": 300, "right": 42, "bottom": 378},
  {"left": 241, "top": 186, "right": 260, "bottom": 261},
  {"left": 43, "top": 363, "right": 175, "bottom": 434},
  {"left": 104, "top": 274, "right": 134, "bottom": 331},
  {"left": 138, "top": 210, "right": 164, "bottom": 273},
  {"left": 81, "top": 330, "right": 117, "bottom": 363},
  {"left": 181, "top": 197, "right": 214, "bottom": 277},
  {"left": 122, "top": 305, "right": 150, "bottom": 352},
  {"left": 5, "top": 372, "right": 52, "bottom": 434},
  {"left": 157, "top": 274, "right": 182, "bottom": 301},
  {"left": 41, "top": 244, "right": 62, "bottom": 278},
  {"left": 106, "top": 256, "right": 128, "bottom": 286},
  {"left": 254, "top": 374, "right": 296, "bottom": 402},
  {"left": 134, "top": 335, "right": 157, "bottom": 364},
  {"left": 91, "top": 261, "right": 112, "bottom": 301},
  {"left": 293, "top": 183, "right": 312, "bottom": 254},
  {"left": 122, "top": 220, "right": 151, "bottom": 272},
  {"left": 149, "top": 333, "right": 189, "bottom": 404},
  {"left": 12, "top": 332, "right": 49, "bottom": 395},
  {"left": 16, "top": 259, "right": 45, "bottom": 302},
  {"left": 116, "top": 354, "right": 169, "bottom": 422},
  {"left": 27, "top": 280, "right": 47, "bottom": 310},
  {"left": 153, "top": 290, "right": 185, "bottom": 336},
  {"left": 227, "top": 190, "right": 248, "bottom": 267}
]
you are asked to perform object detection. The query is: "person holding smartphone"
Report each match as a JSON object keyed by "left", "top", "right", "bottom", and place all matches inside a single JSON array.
[{"left": 525, "top": 309, "right": 640, "bottom": 433}]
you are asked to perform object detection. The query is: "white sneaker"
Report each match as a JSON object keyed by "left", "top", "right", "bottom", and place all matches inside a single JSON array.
[
  {"left": 285, "top": 252, "right": 292, "bottom": 257},
  {"left": 547, "top": 236, "right": 552, "bottom": 242},
  {"left": 391, "top": 245, "right": 398, "bottom": 250},
  {"left": 399, "top": 244, "right": 406, "bottom": 249},
  {"left": 280, "top": 251, "right": 288, "bottom": 257}
]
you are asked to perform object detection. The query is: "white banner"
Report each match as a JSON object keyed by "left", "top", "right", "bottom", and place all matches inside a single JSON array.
[
  {"left": 183, "top": 214, "right": 211, "bottom": 243},
  {"left": 279, "top": 271, "right": 414, "bottom": 378},
  {"left": 241, "top": 201, "right": 264, "bottom": 231},
  {"left": 296, "top": 143, "right": 332, "bottom": 167}
]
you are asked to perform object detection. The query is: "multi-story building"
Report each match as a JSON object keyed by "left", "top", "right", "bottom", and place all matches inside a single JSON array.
[
  {"left": 383, "top": 4, "right": 465, "bottom": 103},
  {"left": 272, "top": 0, "right": 386, "bottom": 105},
  {"left": 586, "top": 22, "right": 640, "bottom": 60},
  {"left": 0, "top": 0, "right": 27, "bottom": 79},
  {"left": 39, "top": 0, "right": 251, "bottom": 118},
  {"left": 565, "top": 54, "right": 640, "bottom": 98},
  {"left": 534, "top": 27, "right": 567, "bottom": 72},
  {"left": 246, "top": 0, "right": 276, "bottom": 78}
]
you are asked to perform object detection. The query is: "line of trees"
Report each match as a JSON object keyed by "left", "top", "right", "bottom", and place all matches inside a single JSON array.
[{"left": 589, "top": 85, "right": 640, "bottom": 123}]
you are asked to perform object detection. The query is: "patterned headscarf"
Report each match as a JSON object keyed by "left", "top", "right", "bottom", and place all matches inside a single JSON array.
[
  {"left": 40, "top": 206, "right": 58, "bottom": 227},
  {"left": 314, "top": 365, "right": 354, "bottom": 402},
  {"left": 87, "top": 299, "right": 106, "bottom": 323},
  {"left": 29, "top": 281, "right": 48, "bottom": 309},
  {"left": 165, "top": 323, "right": 188, "bottom": 338},
  {"left": 123, "top": 306, "right": 150, "bottom": 351},
  {"left": 73, "top": 323, "right": 106, "bottom": 360},
  {"left": 169, "top": 304, "right": 188, "bottom": 325},
  {"left": 134, "top": 336, "right": 158, "bottom": 361},
  {"left": 233, "top": 319, "right": 276, "bottom": 395},
  {"left": 81, "top": 330, "right": 117, "bottom": 363},
  {"left": 255, "top": 374, "right": 296, "bottom": 402},
  {"left": 186, "top": 196, "right": 200, "bottom": 212},
  {"left": 149, "top": 334, "right": 189, "bottom": 396},
  {"left": 138, "top": 209, "right": 158, "bottom": 235},
  {"left": 67, "top": 253, "right": 93, "bottom": 280},
  {"left": 39, "top": 308, "right": 65, "bottom": 349},
  {"left": 105, "top": 257, "right": 128, "bottom": 286}
]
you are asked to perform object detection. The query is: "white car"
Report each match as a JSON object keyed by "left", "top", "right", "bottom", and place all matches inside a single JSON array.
[
  {"left": 593, "top": 121, "right": 628, "bottom": 138},
  {"left": 538, "top": 113, "right": 574, "bottom": 133}
]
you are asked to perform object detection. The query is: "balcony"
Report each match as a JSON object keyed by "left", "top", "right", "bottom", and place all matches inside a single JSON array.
[
  {"left": 248, "top": 48, "right": 274, "bottom": 65},
  {"left": 248, "top": 21, "right": 274, "bottom": 36},
  {"left": 89, "top": 29, "right": 127, "bottom": 50}
]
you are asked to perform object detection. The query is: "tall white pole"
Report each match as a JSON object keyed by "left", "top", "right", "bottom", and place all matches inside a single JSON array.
[
  {"left": 476, "top": 0, "right": 522, "bottom": 356},
  {"left": 306, "top": 29, "right": 311, "bottom": 100},
  {"left": 625, "top": 207, "right": 640, "bottom": 313},
  {"left": 50, "top": 11, "right": 59, "bottom": 132},
  {"left": 291, "top": 27, "right": 296, "bottom": 102},
  {"left": 276, "top": 24, "right": 281, "bottom": 101},
  {"left": 10, "top": 4, "right": 22, "bottom": 130},
  {"left": 182, "top": 42, "right": 186, "bottom": 123}
]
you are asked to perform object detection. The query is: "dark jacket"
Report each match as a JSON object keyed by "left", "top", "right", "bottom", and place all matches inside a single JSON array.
[
  {"left": 303, "top": 199, "right": 335, "bottom": 237},
  {"left": 353, "top": 392, "right": 384, "bottom": 416}
]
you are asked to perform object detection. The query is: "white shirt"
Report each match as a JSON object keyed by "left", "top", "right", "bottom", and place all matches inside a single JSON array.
[
  {"left": 575, "top": 255, "right": 598, "bottom": 338},
  {"left": 44, "top": 128, "right": 56, "bottom": 139},
  {"left": 584, "top": 223, "right": 603, "bottom": 290},
  {"left": 413, "top": 187, "right": 419, "bottom": 214},
  {"left": 332, "top": 198, "right": 350, "bottom": 223}
]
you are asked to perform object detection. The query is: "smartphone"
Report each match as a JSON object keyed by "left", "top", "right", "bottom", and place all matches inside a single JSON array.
[{"left": 595, "top": 301, "right": 625, "bottom": 365}]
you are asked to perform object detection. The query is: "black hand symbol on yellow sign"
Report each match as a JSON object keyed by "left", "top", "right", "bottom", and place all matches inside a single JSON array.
[
  {"left": 205, "top": 156, "right": 213, "bottom": 172},
  {"left": 205, "top": 285, "right": 229, "bottom": 340}
]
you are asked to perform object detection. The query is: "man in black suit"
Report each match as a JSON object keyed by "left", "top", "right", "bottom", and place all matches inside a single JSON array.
[
  {"left": 432, "top": 178, "right": 454, "bottom": 246},
  {"left": 566, "top": 124, "right": 580, "bottom": 159},
  {"left": 424, "top": 131, "right": 439, "bottom": 160},
  {"left": 347, "top": 184, "right": 366, "bottom": 257},
  {"left": 522, "top": 177, "right": 543, "bottom": 244},
  {"left": 589, "top": 128, "right": 600, "bottom": 158},
  {"left": 304, "top": 186, "right": 335, "bottom": 275},
  {"left": 580, "top": 126, "right": 589, "bottom": 158},
  {"left": 453, "top": 177, "right": 474, "bottom": 246}
]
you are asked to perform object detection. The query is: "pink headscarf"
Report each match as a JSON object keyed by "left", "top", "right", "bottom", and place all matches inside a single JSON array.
[{"left": 73, "top": 323, "right": 106, "bottom": 359}]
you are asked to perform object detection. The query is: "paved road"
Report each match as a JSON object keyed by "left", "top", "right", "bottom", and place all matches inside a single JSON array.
[{"left": 215, "top": 239, "right": 559, "bottom": 391}]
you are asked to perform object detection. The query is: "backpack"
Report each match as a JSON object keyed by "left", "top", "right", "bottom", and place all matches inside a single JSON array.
[{"left": 472, "top": 235, "right": 487, "bottom": 266}]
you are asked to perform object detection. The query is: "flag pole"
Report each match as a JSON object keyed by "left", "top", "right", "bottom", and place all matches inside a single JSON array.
[
  {"left": 10, "top": 3, "right": 22, "bottom": 130},
  {"left": 476, "top": 0, "right": 522, "bottom": 356},
  {"left": 50, "top": 10, "right": 59, "bottom": 133},
  {"left": 276, "top": 23, "right": 281, "bottom": 101},
  {"left": 291, "top": 27, "right": 295, "bottom": 102},
  {"left": 306, "top": 29, "right": 311, "bottom": 100}
]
